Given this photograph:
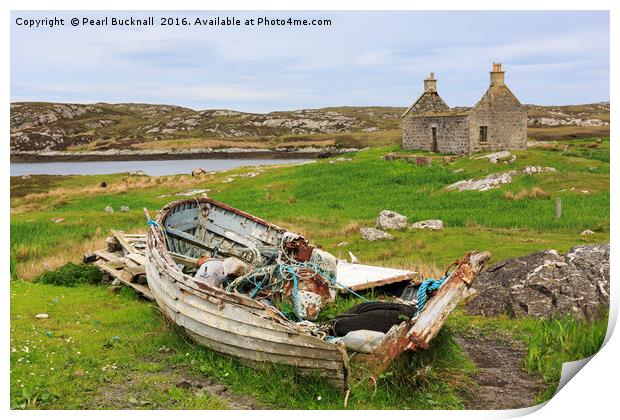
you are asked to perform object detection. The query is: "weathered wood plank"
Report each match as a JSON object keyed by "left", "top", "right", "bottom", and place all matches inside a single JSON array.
[
  {"left": 125, "top": 253, "right": 146, "bottom": 266},
  {"left": 95, "top": 260, "right": 154, "bottom": 300},
  {"left": 94, "top": 249, "right": 124, "bottom": 265},
  {"left": 169, "top": 252, "right": 199, "bottom": 267},
  {"left": 151, "top": 274, "right": 339, "bottom": 353},
  {"left": 111, "top": 229, "right": 138, "bottom": 255},
  {"left": 367, "top": 251, "right": 491, "bottom": 376}
]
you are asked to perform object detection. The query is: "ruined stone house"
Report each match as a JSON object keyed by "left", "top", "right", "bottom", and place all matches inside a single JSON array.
[{"left": 402, "top": 64, "right": 527, "bottom": 154}]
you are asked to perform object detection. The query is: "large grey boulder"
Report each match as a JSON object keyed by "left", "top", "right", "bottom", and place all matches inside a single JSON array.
[
  {"left": 466, "top": 244, "right": 609, "bottom": 319},
  {"left": 375, "top": 210, "right": 407, "bottom": 231},
  {"left": 360, "top": 227, "right": 394, "bottom": 241}
]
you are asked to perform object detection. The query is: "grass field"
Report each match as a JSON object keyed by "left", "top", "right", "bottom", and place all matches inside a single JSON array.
[{"left": 10, "top": 138, "right": 610, "bottom": 409}]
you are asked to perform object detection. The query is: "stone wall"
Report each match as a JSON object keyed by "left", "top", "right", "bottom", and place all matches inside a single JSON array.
[
  {"left": 403, "top": 115, "right": 469, "bottom": 154},
  {"left": 468, "top": 85, "right": 527, "bottom": 153},
  {"left": 406, "top": 92, "right": 449, "bottom": 114}
]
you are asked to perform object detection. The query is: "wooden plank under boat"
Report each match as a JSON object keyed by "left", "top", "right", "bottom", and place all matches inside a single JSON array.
[{"left": 144, "top": 197, "right": 490, "bottom": 391}]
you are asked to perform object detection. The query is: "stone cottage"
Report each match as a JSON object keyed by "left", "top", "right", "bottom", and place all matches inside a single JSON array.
[{"left": 402, "top": 64, "right": 527, "bottom": 154}]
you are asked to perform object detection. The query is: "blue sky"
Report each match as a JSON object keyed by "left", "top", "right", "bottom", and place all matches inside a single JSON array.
[{"left": 10, "top": 10, "right": 609, "bottom": 112}]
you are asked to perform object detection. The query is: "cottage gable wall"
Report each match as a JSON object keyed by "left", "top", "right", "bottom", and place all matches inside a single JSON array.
[{"left": 402, "top": 64, "right": 527, "bottom": 155}]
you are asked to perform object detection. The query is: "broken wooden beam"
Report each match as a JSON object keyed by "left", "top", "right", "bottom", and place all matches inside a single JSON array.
[
  {"left": 367, "top": 251, "right": 491, "bottom": 376},
  {"left": 111, "top": 229, "right": 138, "bottom": 255}
]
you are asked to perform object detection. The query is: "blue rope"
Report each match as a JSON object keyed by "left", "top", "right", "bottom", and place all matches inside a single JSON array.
[
  {"left": 147, "top": 219, "right": 161, "bottom": 229},
  {"left": 283, "top": 259, "right": 369, "bottom": 302},
  {"left": 278, "top": 264, "right": 300, "bottom": 320},
  {"left": 417, "top": 276, "right": 447, "bottom": 310}
]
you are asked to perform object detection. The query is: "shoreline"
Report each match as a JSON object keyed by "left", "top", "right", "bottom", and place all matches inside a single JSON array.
[{"left": 10, "top": 146, "right": 361, "bottom": 163}]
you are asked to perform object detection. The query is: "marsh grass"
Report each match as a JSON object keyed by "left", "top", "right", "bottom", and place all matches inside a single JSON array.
[{"left": 524, "top": 313, "right": 608, "bottom": 403}]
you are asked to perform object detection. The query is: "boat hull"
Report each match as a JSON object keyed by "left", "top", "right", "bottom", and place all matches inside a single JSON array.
[{"left": 145, "top": 198, "right": 350, "bottom": 389}]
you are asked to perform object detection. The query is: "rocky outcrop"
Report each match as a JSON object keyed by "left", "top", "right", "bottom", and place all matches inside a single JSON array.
[
  {"left": 474, "top": 151, "right": 516, "bottom": 164},
  {"left": 447, "top": 166, "right": 557, "bottom": 192},
  {"left": 526, "top": 102, "right": 609, "bottom": 127},
  {"left": 447, "top": 172, "right": 513, "bottom": 192},
  {"left": 10, "top": 102, "right": 400, "bottom": 152},
  {"left": 466, "top": 244, "right": 610, "bottom": 319},
  {"left": 375, "top": 210, "right": 407, "bottom": 231}
]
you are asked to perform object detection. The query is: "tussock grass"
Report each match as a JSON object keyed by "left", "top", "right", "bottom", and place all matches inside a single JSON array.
[
  {"left": 505, "top": 187, "right": 551, "bottom": 201},
  {"left": 35, "top": 263, "right": 101, "bottom": 287},
  {"left": 448, "top": 311, "right": 609, "bottom": 405},
  {"left": 524, "top": 313, "right": 608, "bottom": 403}
]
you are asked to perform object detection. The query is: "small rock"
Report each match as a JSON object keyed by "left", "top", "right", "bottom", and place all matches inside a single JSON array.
[
  {"left": 453, "top": 168, "right": 464, "bottom": 173},
  {"left": 522, "top": 166, "right": 556, "bottom": 175},
  {"left": 108, "top": 285, "right": 122, "bottom": 294},
  {"left": 176, "top": 380, "right": 193, "bottom": 389},
  {"left": 375, "top": 210, "right": 408, "bottom": 231},
  {"left": 474, "top": 150, "right": 515, "bottom": 164},
  {"left": 191, "top": 168, "right": 208, "bottom": 177},
  {"left": 410, "top": 219, "right": 444, "bottom": 230},
  {"left": 130, "top": 170, "right": 146, "bottom": 176},
  {"left": 360, "top": 227, "right": 394, "bottom": 241},
  {"left": 104, "top": 206, "right": 114, "bottom": 213},
  {"left": 100, "top": 182, "right": 107, "bottom": 188},
  {"left": 581, "top": 230, "right": 595, "bottom": 236},
  {"left": 211, "top": 384, "right": 227, "bottom": 395},
  {"left": 21, "top": 174, "right": 32, "bottom": 179},
  {"left": 120, "top": 206, "right": 130, "bottom": 212},
  {"left": 35, "top": 313, "right": 49, "bottom": 319},
  {"left": 50, "top": 218, "right": 65, "bottom": 223},
  {"left": 336, "top": 241, "right": 349, "bottom": 247}
]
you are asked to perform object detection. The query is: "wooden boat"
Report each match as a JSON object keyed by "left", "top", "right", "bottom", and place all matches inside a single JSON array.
[{"left": 144, "top": 197, "right": 490, "bottom": 391}]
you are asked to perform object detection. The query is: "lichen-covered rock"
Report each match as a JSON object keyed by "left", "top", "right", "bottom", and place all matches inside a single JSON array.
[
  {"left": 411, "top": 219, "right": 444, "bottom": 230},
  {"left": 522, "top": 166, "right": 556, "bottom": 174},
  {"left": 475, "top": 150, "right": 515, "bottom": 163},
  {"left": 375, "top": 210, "right": 407, "bottom": 231},
  {"left": 360, "top": 227, "right": 394, "bottom": 241},
  {"left": 447, "top": 172, "right": 513, "bottom": 192},
  {"left": 466, "top": 244, "right": 609, "bottom": 319}
]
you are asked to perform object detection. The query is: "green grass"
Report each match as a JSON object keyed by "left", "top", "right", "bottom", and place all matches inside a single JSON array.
[
  {"left": 35, "top": 263, "right": 102, "bottom": 287},
  {"left": 10, "top": 137, "right": 610, "bottom": 409},
  {"left": 524, "top": 314, "right": 608, "bottom": 403},
  {"left": 10, "top": 278, "right": 474, "bottom": 409},
  {"left": 448, "top": 311, "right": 609, "bottom": 404},
  {"left": 11, "top": 140, "right": 609, "bottom": 280}
]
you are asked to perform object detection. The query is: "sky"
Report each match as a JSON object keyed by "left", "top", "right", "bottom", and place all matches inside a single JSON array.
[{"left": 10, "top": 10, "right": 610, "bottom": 113}]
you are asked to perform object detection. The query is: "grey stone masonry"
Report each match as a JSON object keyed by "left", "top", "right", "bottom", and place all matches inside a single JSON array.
[{"left": 402, "top": 64, "right": 527, "bottom": 155}]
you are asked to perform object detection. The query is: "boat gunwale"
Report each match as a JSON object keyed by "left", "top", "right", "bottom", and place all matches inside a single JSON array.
[{"left": 147, "top": 197, "right": 348, "bottom": 349}]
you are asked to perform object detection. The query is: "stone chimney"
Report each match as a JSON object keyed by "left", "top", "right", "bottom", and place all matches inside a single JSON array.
[
  {"left": 424, "top": 72, "right": 437, "bottom": 93},
  {"left": 490, "top": 63, "right": 505, "bottom": 86}
]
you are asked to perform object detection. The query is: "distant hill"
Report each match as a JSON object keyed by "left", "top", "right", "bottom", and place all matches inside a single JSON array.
[{"left": 10, "top": 101, "right": 609, "bottom": 152}]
